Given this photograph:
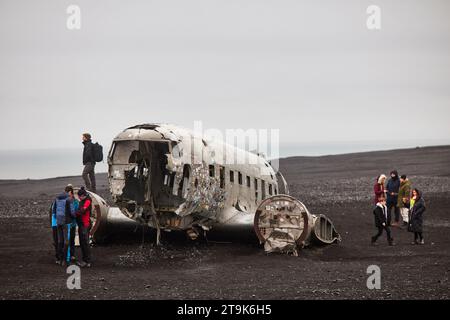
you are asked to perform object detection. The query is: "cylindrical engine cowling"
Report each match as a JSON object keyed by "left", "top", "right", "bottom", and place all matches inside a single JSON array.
[
  {"left": 254, "top": 195, "right": 315, "bottom": 254},
  {"left": 85, "top": 190, "right": 148, "bottom": 243}
]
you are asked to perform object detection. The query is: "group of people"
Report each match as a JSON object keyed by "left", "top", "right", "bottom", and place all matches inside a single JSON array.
[
  {"left": 372, "top": 170, "right": 426, "bottom": 246},
  {"left": 51, "top": 184, "right": 93, "bottom": 267},
  {"left": 50, "top": 133, "right": 99, "bottom": 267}
]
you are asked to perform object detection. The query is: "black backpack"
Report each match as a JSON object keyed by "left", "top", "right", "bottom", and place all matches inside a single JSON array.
[{"left": 93, "top": 142, "right": 103, "bottom": 162}]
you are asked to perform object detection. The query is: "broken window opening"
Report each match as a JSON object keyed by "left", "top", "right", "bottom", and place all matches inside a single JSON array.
[
  {"left": 111, "top": 140, "right": 139, "bottom": 164},
  {"left": 209, "top": 165, "right": 215, "bottom": 177},
  {"left": 246, "top": 176, "right": 251, "bottom": 188},
  {"left": 261, "top": 180, "right": 266, "bottom": 199},
  {"left": 169, "top": 173, "right": 175, "bottom": 189},
  {"left": 178, "top": 164, "right": 191, "bottom": 198},
  {"left": 219, "top": 166, "right": 225, "bottom": 189},
  {"left": 111, "top": 139, "right": 188, "bottom": 216},
  {"left": 269, "top": 184, "right": 273, "bottom": 196},
  {"left": 238, "top": 172, "right": 243, "bottom": 185},
  {"left": 108, "top": 142, "right": 117, "bottom": 160},
  {"left": 230, "top": 170, "right": 234, "bottom": 183}
]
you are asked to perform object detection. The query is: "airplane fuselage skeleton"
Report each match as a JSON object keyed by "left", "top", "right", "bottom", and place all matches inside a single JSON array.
[{"left": 89, "top": 123, "right": 340, "bottom": 254}]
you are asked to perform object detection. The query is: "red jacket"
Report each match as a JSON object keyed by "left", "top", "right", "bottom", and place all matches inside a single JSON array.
[
  {"left": 373, "top": 183, "right": 384, "bottom": 205},
  {"left": 77, "top": 198, "right": 92, "bottom": 228}
]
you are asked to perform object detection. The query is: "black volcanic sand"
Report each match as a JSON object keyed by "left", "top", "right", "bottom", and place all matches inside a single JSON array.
[{"left": 0, "top": 146, "right": 449, "bottom": 299}]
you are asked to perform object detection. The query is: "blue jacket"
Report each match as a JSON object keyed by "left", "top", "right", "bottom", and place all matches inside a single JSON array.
[
  {"left": 51, "top": 193, "right": 72, "bottom": 226},
  {"left": 51, "top": 203, "right": 57, "bottom": 227},
  {"left": 69, "top": 198, "right": 79, "bottom": 227},
  {"left": 386, "top": 178, "right": 400, "bottom": 205}
]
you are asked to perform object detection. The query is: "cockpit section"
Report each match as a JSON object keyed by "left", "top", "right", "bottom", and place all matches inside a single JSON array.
[{"left": 108, "top": 140, "right": 186, "bottom": 223}]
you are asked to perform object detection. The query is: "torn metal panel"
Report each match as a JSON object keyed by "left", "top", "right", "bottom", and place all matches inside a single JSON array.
[
  {"left": 311, "top": 214, "right": 341, "bottom": 245},
  {"left": 254, "top": 195, "right": 340, "bottom": 254},
  {"left": 175, "top": 164, "right": 227, "bottom": 218}
]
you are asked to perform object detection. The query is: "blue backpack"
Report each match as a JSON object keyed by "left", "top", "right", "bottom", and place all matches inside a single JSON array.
[{"left": 55, "top": 198, "right": 67, "bottom": 226}]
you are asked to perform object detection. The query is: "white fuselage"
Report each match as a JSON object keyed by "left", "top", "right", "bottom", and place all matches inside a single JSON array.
[{"left": 107, "top": 124, "right": 281, "bottom": 234}]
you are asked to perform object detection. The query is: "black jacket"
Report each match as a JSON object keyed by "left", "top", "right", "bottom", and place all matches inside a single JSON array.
[
  {"left": 373, "top": 204, "right": 389, "bottom": 228},
  {"left": 83, "top": 140, "right": 95, "bottom": 165},
  {"left": 409, "top": 197, "right": 426, "bottom": 233}
]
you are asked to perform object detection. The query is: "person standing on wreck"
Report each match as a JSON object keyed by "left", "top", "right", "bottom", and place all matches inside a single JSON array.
[{"left": 82, "top": 133, "right": 96, "bottom": 193}]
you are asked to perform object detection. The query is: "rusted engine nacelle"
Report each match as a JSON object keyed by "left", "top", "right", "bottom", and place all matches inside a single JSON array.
[{"left": 254, "top": 195, "right": 341, "bottom": 255}]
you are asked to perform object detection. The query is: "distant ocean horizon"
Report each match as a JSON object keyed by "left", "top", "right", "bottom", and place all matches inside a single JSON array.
[{"left": 1, "top": 140, "right": 449, "bottom": 180}]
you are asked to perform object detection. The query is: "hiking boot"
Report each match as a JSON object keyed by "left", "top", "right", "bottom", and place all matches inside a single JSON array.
[
  {"left": 56, "top": 260, "right": 61, "bottom": 265},
  {"left": 411, "top": 241, "right": 418, "bottom": 245},
  {"left": 419, "top": 239, "right": 425, "bottom": 245},
  {"left": 77, "top": 261, "right": 91, "bottom": 268},
  {"left": 371, "top": 237, "right": 378, "bottom": 246},
  {"left": 77, "top": 261, "right": 87, "bottom": 267}
]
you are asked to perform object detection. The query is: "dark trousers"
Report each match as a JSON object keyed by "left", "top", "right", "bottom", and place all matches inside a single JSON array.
[
  {"left": 82, "top": 162, "right": 96, "bottom": 192},
  {"left": 78, "top": 226, "right": 91, "bottom": 263},
  {"left": 387, "top": 203, "right": 400, "bottom": 223},
  {"left": 52, "top": 226, "right": 58, "bottom": 260},
  {"left": 372, "top": 225, "right": 393, "bottom": 243},
  {"left": 414, "top": 232, "right": 423, "bottom": 241},
  {"left": 56, "top": 225, "right": 68, "bottom": 261},
  {"left": 68, "top": 225, "right": 76, "bottom": 261},
  {"left": 57, "top": 225, "right": 77, "bottom": 262}
]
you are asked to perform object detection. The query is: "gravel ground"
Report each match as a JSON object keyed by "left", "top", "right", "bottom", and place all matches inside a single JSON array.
[{"left": 0, "top": 146, "right": 449, "bottom": 299}]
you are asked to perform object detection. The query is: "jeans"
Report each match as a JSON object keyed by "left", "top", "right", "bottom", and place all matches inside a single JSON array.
[
  {"left": 372, "top": 225, "right": 393, "bottom": 244},
  {"left": 56, "top": 225, "right": 68, "bottom": 261},
  {"left": 78, "top": 225, "right": 91, "bottom": 263},
  {"left": 387, "top": 203, "right": 400, "bottom": 223},
  {"left": 82, "top": 162, "right": 96, "bottom": 192},
  {"left": 67, "top": 225, "right": 76, "bottom": 261},
  {"left": 57, "top": 224, "right": 76, "bottom": 262},
  {"left": 52, "top": 226, "right": 58, "bottom": 260}
]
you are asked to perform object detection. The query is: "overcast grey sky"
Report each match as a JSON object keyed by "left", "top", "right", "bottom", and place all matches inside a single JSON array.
[{"left": 1, "top": 0, "right": 449, "bottom": 153}]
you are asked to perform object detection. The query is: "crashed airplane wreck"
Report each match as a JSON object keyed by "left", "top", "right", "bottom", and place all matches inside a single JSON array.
[{"left": 87, "top": 123, "right": 340, "bottom": 254}]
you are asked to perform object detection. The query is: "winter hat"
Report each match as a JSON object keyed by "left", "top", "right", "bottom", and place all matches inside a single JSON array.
[{"left": 78, "top": 187, "right": 88, "bottom": 197}]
